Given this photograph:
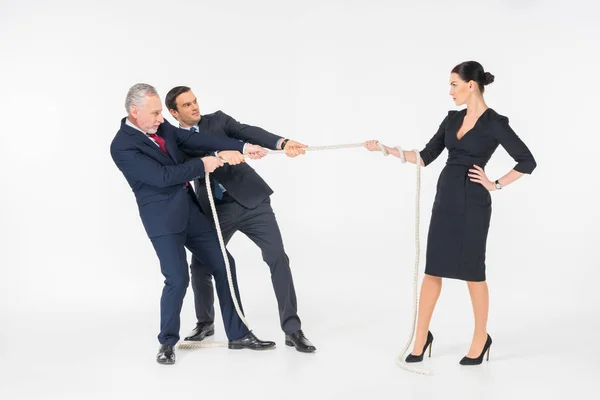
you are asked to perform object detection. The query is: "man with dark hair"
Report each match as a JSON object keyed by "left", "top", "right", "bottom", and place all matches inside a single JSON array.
[{"left": 165, "top": 86, "right": 316, "bottom": 352}]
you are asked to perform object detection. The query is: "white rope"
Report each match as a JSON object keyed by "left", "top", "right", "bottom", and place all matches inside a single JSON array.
[
  {"left": 205, "top": 172, "right": 250, "bottom": 329},
  {"left": 176, "top": 171, "right": 251, "bottom": 350},
  {"left": 177, "top": 341, "right": 228, "bottom": 349},
  {"left": 179, "top": 143, "right": 367, "bottom": 350},
  {"left": 180, "top": 141, "right": 429, "bottom": 376},
  {"left": 395, "top": 146, "right": 407, "bottom": 164},
  {"left": 393, "top": 149, "right": 429, "bottom": 375},
  {"left": 266, "top": 142, "right": 366, "bottom": 154}
]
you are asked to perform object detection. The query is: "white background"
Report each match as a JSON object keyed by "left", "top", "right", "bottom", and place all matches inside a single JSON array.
[{"left": 1, "top": 0, "right": 598, "bottom": 399}]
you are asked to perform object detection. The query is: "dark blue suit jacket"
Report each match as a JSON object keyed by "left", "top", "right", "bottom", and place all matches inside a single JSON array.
[{"left": 110, "top": 118, "right": 245, "bottom": 238}]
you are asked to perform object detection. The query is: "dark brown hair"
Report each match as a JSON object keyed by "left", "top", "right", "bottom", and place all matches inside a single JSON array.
[
  {"left": 165, "top": 86, "right": 191, "bottom": 112},
  {"left": 451, "top": 61, "right": 495, "bottom": 93}
]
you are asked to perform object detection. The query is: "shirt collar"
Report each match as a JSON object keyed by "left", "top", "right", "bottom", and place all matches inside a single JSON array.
[
  {"left": 125, "top": 118, "right": 148, "bottom": 135},
  {"left": 179, "top": 124, "right": 200, "bottom": 132}
]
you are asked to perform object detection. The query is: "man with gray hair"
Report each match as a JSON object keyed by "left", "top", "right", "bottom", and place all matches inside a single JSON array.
[{"left": 110, "top": 83, "right": 275, "bottom": 365}]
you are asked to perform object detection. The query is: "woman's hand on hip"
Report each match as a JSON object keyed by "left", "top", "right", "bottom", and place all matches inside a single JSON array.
[{"left": 469, "top": 165, "right": 495, "bottom": 191}]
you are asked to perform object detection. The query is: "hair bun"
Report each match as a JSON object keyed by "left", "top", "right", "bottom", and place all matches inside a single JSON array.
[{"left": 483, "top": 72, "right": 495, "bottom": 85}]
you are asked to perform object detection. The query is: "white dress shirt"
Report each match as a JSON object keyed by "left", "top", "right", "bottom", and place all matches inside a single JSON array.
[{"left": 125, "top": 118, "right": 161, "bottom": 147}]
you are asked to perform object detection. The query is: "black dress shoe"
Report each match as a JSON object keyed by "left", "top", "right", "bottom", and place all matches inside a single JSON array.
[
  {"left": 285, "top": 330, "right": 316, "bottom": 353},
  {"left": 184, "top": 322, "right": 215, "bottom": 341},
  {"left": 156, "top": 344, "right": 176, "bottom": 365},
  {"left": 228, "top": 331, "right": 276, "bottom": 350}
]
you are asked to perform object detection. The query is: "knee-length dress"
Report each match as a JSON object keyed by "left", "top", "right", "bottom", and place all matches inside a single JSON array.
[{"left": 419, "top": 108, "right": 536, "bottom": 282}]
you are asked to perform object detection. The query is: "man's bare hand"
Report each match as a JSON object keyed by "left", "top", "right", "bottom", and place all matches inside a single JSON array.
[
  {"left": 284, "top": 140, "right": 308, "bottom": 157},
  {"left": 202, "top": 156, "right": 225, "bottom": 173},
  {"left": 244, "top": 144, "right": 268, "bottom": 159},
  {"left": 218, "top": 150, "right": 245, "bottom": 165}
]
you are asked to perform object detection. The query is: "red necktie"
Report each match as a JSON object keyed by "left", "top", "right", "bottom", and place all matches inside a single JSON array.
[
  {"left": 147, "top": 133, "right": 189, "bottom": 188},
  {"left": 146, "top": 133, "right": 167, "bottom": 153}
]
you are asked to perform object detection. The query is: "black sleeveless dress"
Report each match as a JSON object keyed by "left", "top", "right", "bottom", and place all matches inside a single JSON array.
[{"left": 419, "top": 109, "right": 536, "bottom": 281}]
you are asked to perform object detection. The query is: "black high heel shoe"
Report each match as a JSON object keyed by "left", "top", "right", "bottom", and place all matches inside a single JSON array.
[
  {"left": 459, "top": 334, "right": 492, "bottom": 365},
  {"left": 405, "top": 331, "right": 434, "bottom": 363}
]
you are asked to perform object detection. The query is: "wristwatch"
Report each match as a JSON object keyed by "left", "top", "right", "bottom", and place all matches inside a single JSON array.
[
  {"left": 494, "top": 180, "right": 502, "bottom": 190},
  {"left": 280, "top": 138, "right": 290, "bottom": 150}
]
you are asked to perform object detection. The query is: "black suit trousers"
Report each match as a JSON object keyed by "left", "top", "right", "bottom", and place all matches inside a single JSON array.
[{"left": 190, "top": 197, "right": 301, "bottom": 334}]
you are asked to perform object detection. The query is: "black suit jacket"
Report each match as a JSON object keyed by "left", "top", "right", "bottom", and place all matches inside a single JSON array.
[{"left": 182, "top": 111, "right": 283, "bottom": 214}]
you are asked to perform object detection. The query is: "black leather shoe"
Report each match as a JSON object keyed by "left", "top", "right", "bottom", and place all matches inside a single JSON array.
[
  {"left": 285, "top": 330, "right": 316, "bottom": 353},
  {"left": 156, "top": 344, "right": 175, "bottom": 365},
  {"left": 228, "top": 331, "right": 276, "bottom": 350},
  {"left": 184, "top": 322, "right": 215, "bottom": 341}
]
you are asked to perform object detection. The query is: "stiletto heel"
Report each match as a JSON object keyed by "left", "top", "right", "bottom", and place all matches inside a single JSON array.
[
  {"left": 459, "top": 334, "right": 492, "bottom": 365},
  {"left": 405, "top": 331, "right": 434, "bottom": 363}
]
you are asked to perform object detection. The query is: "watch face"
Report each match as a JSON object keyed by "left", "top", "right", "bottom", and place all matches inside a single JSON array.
[{"left": 495, "top": 182, "right": 502, "bottom": 189}]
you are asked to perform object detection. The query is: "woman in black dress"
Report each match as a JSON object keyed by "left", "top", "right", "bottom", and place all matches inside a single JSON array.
[{"left": 365, "top": 61, "right": 536, "bottom": 365}]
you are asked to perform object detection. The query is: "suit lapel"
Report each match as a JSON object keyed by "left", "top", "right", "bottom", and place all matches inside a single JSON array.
[
  {"left": 121, "top": 120, "right": 175, "bottom": 164},
  {"left": 156, "top": 123, "right": 180, "bottom": 163},
  {"left": 136, "top": 133, "right": 174, "bottom": 163},
  {"left": 164, "top": 136, "right": 180, "bottom": 163}
]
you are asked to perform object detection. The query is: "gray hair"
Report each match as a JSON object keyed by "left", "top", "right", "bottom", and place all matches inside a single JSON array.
[{"left": 125, "top": 83, "right": 159, "bottom": 113}]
